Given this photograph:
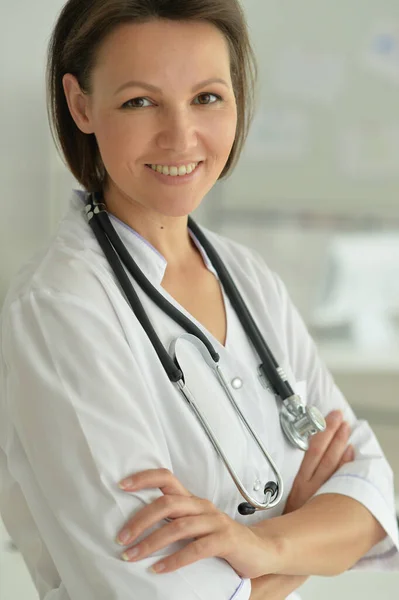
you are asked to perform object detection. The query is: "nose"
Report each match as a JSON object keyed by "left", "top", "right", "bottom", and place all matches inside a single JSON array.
[{"left": 157, "top": 108, "right": 198, "bottom": 154}]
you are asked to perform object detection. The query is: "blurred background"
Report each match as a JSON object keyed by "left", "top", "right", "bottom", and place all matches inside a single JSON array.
[{"left": 1, "top": 0, "right": 399, "bottom": 598}]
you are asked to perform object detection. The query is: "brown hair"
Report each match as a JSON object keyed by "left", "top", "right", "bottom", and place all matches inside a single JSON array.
[{"left": 46, "top": 0, "right": 258, "bottom": 193}]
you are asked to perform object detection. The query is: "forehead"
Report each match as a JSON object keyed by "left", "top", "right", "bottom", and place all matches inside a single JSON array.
[{"left": 93, "top": 19, "right": 231, "bottom": 83}]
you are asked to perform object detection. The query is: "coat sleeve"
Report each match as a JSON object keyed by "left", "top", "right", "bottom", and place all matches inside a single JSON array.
[
  {"left": 269, "top": 269, "right": 399, "bottom": 571},
  {"left": 1, "top": 289, "right": 251, "bottom": 600}
]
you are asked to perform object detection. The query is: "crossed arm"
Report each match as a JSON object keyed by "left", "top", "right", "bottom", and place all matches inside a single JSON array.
[
  {"left": 249, "top": 410, "right": 386, "bottom": 600},
  {"left": 250, "top": 495, "right": 385, "bottom": 599}
]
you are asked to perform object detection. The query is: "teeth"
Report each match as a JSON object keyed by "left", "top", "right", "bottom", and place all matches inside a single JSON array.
[{"left": 149, "top": 162, "right": 199, "bottom": 176}]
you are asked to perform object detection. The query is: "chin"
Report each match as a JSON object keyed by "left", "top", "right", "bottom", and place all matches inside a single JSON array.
[
  {"left": 155, "top": 204, "right": 199, "bottom": 219},
  {"left": 141, "top": 192, "right": 205, "bottom": 218}
]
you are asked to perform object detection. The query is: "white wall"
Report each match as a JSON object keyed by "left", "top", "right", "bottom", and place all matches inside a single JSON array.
[{"left": 0, "top": 0, "right": 78, "bottom": 302}]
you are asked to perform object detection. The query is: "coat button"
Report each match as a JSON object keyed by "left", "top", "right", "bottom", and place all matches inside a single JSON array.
[
  {"left": 231, "top": 377, "right": 243, "bottom": 389},
  {"left": 253, "top": 479, "right": 262, "bottom": 491}
]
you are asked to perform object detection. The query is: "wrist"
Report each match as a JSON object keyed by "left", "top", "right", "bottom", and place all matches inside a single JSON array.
[
  {"left": 250, "top": 573, "right": 309, "bottom": 600},
  {"left": 250, "top": 521, "right": 288, "bottom": 575}
]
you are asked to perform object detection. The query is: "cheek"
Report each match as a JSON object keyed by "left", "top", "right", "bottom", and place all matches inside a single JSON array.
[
  {"left": 209, "top": 110, "right": 237, "bottom": 154},
  {"left": 95, "top": 118, "right": 141, "bottom": 168}
]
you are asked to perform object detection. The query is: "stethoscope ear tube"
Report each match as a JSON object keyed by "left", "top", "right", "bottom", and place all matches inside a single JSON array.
[
  {"left": 238, "top": 481, "right": 279, "bottom": 515},
  {"left": 174, "top": 376, "right": 283, "bottom": 512},
  {"left": 171, "top": 334, "right": 284, "bottom": 512}
]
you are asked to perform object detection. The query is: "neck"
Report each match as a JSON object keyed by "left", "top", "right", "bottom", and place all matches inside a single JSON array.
[{"left": 102, "top": 188, "right": 198, "bottom": 270}]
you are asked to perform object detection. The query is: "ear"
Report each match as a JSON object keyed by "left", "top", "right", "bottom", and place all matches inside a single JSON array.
[{"left": 62, "top": 73, "right": 95, "bottom": 134}]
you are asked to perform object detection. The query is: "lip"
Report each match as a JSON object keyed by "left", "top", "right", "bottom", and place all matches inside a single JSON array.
[{"left": 145, "top": 161, "right": 204, "bottom": 185}]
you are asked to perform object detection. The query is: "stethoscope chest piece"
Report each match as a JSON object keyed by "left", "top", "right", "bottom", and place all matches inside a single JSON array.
[{"left": 280, "top": 403, "right": 326, "bottom": 451}]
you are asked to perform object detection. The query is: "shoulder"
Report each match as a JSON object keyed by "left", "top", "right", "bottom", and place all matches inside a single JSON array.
[
  {"left": 0, "top": 233, "right": 127, "bottom": 362},
  {"left": 1, "top": 199, "right": 113, "bottom": 322}
]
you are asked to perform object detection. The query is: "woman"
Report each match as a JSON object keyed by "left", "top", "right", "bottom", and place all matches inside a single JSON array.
[{"left": 0, "top": 1, "right": 398, "bottom": 599}]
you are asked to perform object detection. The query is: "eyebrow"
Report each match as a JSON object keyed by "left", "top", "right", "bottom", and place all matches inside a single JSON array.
[{"left": 114, "top": 77, "right": 230, "bottom": 96}]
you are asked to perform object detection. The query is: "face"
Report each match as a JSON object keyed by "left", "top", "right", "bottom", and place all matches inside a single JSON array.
[{"left": 63, "top": 19, "right": 238, "bottom": 220}]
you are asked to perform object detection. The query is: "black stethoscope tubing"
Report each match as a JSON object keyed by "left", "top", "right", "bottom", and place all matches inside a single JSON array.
[
  {"left": 86, "top": 190, "right": 305, "bottom": 514},
  {"left": 88, "top": 191, "right": 295, "bottom": 401},
  {"left": 89, "top": 198, "right": 218, "bottom": 383},
  {"left": 188, "top": 214, "right": 293, "bottom": 398}
]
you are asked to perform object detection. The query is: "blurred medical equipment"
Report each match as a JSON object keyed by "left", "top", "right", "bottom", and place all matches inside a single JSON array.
[{"left": 311, "top": 234, "right": 399, "bottom": 350}]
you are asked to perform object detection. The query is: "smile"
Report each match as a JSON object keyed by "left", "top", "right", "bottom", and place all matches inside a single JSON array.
[
  {"left": 145, "top": 161, "right": 204, "bottom": 185},
  {"left": 146, "top": 162, "right": 201, "bottom": 177}
]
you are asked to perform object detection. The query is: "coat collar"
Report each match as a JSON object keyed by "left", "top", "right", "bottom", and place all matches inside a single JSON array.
[{"left": 70, "top": 189, "right": 218, "bottom": 286}]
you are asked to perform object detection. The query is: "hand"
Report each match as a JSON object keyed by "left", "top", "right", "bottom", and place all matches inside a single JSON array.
[
  {"left": 284, "top": 409, "right": 354, "bottom": 514},
  {"left": 116, "top": 468, "right": 280, "bottom": 579}
]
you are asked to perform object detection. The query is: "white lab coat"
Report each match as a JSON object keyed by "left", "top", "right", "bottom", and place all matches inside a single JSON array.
[{"left": 0, "top": 189, "right": 398, "bottom": 600}]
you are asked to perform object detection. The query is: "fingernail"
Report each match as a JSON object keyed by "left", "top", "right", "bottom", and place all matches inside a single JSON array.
[
  {"left": 151, "top": 562, "right": 165, "bottom": 573},
  {"left": 116, "top": 530, "right": 131, "bottom": 545},
  {"left": 331, "top": 410, "right": 342, "bottom": 421},
  {"left": 119, "top": 477, "right": 135, "bottom": 490},
  {"left": 121, "top": 547, "right": 139, "bottom": 561}
]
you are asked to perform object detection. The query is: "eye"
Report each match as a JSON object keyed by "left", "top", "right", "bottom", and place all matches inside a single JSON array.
[
  {"left": 122, "top": 97, "right": 153, "bottom": 109},
  {"left": 121, "top": 92, "right": 223, "bottom": 110},
  {"left": 194, "top": 93, "right": 223, "bottom": 105}
]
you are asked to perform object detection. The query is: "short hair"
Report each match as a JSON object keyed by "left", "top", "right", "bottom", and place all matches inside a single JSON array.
[{"left": 46, "top": 0, "right": 258, "bottom": 193}]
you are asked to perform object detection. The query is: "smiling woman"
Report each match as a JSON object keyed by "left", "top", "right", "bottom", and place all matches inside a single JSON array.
[
  {"left": 47, "top": 2, "right": 257, "bottom": 191},
  {"left": 1, "top": 1, "right": 398, "bottom": 600},
  {"left": 47, "top": 1, "right": 258, "bottom": 268}
]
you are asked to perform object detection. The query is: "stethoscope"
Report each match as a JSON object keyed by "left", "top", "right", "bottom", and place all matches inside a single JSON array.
[{"left": 85, "top": 191, "right": 326, "bottom": 515}]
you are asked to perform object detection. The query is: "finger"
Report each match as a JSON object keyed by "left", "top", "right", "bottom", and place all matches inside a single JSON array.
[
  {"left": 337, "top": 444, "right": 355, "bottom": 470},
  {"left": 117, "top": 494, "right": 216, "bottom": 546},
  {"left": 312, "top": 422, "right": 351, "bottom": 486},
  {"left": 119, "top": 468, "right": 191, "bottom": 497},
  {"left": 148, "top": 533, "right": 219, "bottom": 574},
  {"left": 297, "top": 410, "right": 344, "bottom": 480},
  {"left": 120, "top": 515, "right": 221, "bottom": 566}
]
